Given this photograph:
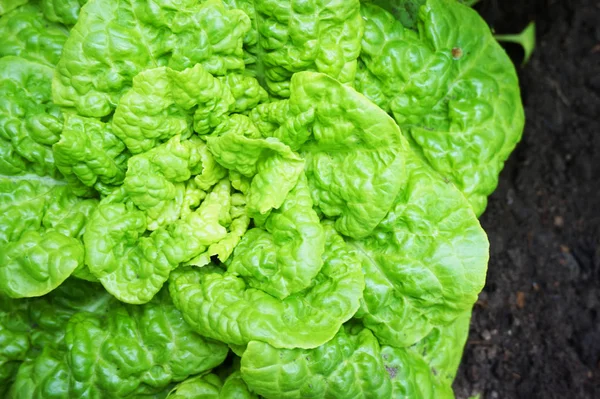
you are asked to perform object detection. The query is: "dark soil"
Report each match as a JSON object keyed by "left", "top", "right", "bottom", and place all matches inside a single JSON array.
[{"left": 453, "top": 0, "right": 600, "bottom": 398}]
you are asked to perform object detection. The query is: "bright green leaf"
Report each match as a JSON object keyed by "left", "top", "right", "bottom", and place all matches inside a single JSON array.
[{"left": 169, "top": 222, "right": 364, "bottom": 349}]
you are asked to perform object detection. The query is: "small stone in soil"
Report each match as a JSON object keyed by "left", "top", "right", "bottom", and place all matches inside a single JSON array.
[
  {"left": 516, "top": 291, "right": 526, "bottom": 308},
  {"left": 554, "top": 215, "right": 564, "bottom": 227}
]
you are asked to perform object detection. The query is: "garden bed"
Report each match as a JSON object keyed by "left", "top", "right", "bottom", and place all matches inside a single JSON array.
[{"left": 454, "top": 1, "right": 600, "bottom": 397}]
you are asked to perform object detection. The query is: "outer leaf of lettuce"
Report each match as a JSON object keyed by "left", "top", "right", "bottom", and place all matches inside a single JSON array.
[
  {"left": 249, "top": 0, "right": 364, "bottom": 97},
  {"left": 361, "top": 0, "right": 426, "bottom": 29},
  {"left": 0, "top": 56, "right": 63, "bottom": 177},
  {"left": 380, "top": 344, "right": 436, "bottom": 399},
  {"left": 241, "top": 324, "right": 393, "bottom": 399},
  {"left": 41, "top": 0, "right": 87, "bottom": 25},
  {"left": 240, "top": 323, "right": 453, "bottom": 399},
  {"left": 0, "top": 230, "right": 83, "bottom": 298},
  {"left": 357, "top": 0, "right": 524, "bottom": 214},
  {"left": 169, "top": 222, "right": 364, "bottom": 349},
  {"left": 0, "top": 295, "right": 31, "bottom": 392},
  {"left": 53, "top": 0, "right": 250, "bottom": 117},
  {"left": 167, "top": 371, "right": 257, "bottom": 399},
  {"left": 0, "top": 175, "right": 97, "bottom": 298},
  {"left": 0, "top": 279, "right": 112, "bottom": 392},
  {"left": 7, "top": 346, "right": 70, "bottom": 398},
  {"left": 0, "top": 3, "right": 68, "bottom": 66},
  {"left": 351, "top": 144, "right": 488, "bottom": 347},
  {"left": 7, "top": 289, "right": 228, "bottom": 398},
  {"left": 25, "top": 279, "right": 113, "bottom": 348},
  {"left": 0, "top": 0, "right": 29, "bottom": 16},
  {"left": 409, "top": 310, "right": 472, "bottom": 392}
]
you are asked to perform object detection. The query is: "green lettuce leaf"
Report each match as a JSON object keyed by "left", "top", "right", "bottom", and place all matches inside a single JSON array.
[
  {"left": 0, "top": 0, "right": 29, "bottom": 16},
  {"left": 184, "top": 180, "right": 249, "bottom": 267},
  {"left": 7, "top": 289, "right": 228, "bottom": 398},
  {"left": 207, "top": 114, "right": 305, "bottom": 215},
  {"left": 41, "top": 0, "right": 87, "bottom": 25},
  {"left": 123, "top": 135, "right": 206, "bottom": 230},
  {"left": 169, "top": 222, "right": 364, "bottom": 349},
  {"left": 409, "top": 310, "right": 472, "bottom": 392},
  {"left": 252, "top": 71, "right": 405, "bottom": 239},
  {"left": 249, "top": 0, "right": 364, "bottom": 97},
  {"left": 351, "top": 142, "right": 487, "bottom": 347},
  {"left": 0, "top": 279, "right": 112, "bottom": 392},
  {"left": 228, "top": 174, "right": 325, "bottom": 299},
  {"left": 84, "top": 168, "right": 247, "bottom": 304},
  {"left": 53, "top": 0, "right": 250, "bottom": 117},
  {"left": 357, "top": 0, "right": 524, "bottom": 214},
  {"left": 167, "top": 370, "right": 257, "bottom": 399},
  {"left": 241, "top": 324, "right": 393, "bottom": 399},
  {"left": 219, "top": 72, "right": 269, "bottom": 113},
  {"left": 0, "top": 175, "right": 97, "bottom": 298},
  {"left": 240, "top": 322, "right": 452, "bottom": 399},
  {"left": 361, "top": 0, "right": 426, "bottom": 29},
  {"left": 53, "top": 114, "right": 129, "bottom": 193},
  {"left": 0, "top": 295, "right": 31, "bottom": 393},
  {"left": 111, "top": 65, "right": 235, "bottom": 154},
  {"left": 0, "top": 56, "right": 63, "bottom": 177},
  {"left": 0, "top": 3, "right": 68, "bottom": 66}
]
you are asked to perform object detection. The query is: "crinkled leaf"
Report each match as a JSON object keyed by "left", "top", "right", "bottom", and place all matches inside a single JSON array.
[
  {"left": 254, "top": 72, "right": 405, "bottom": 239},
  {"left": 207, "top": 114, "right": 305, "bottom": 215},
  {"left": 169, "top": 222, "right": 364, "bottom": 349},
  {"left": 219, "top": 73, "right": 269, "bottom": 114},
  {"left": 228, "top": 174, "right": 325, "bottom": 299},
  {"left": 112, "top": 65, "right": 235, "bottom": 154},
  {"left": 123, "top": 136, "right": 204, "bottom": 230},
  {"left": 53, "top": 0, "right": 250, "bottom": 117},
  {"left": 167, "top": 371, "right": 256, "bottom": 399},
  {"left": 25, "top": 278, "right": 113, "bottom": 349},
  {"left": 241, "top": 323, "right": 450, "bottom": 399},
  {"left": 357, "top": 0, "right": 524, "bottom": 214},
  {"left": 241, "top": 324, "right": 393, "bottom": 399},
  {"left": 0, "top": 0, "right": 29, "bottom": 16},
  {"left": 380, "top": 344, "right": 436, "bottom": 398},
  {"left": 0, "top": 231, "right": 83, "bottom": 298},
  {"left": 409, "top": 310, "right": 472, "bottom": 392},
  {"left": 53, "top": 114, "right": 128, "bottom": 192},
  {"left": 0, "top": 175, "right": 97, "bottom": 298},
  {"left": 362, "top": 0, "right": 426, "bottom": 29},
  {"left": 0, "top": 3, "right": 68, "bottom": 66},
  {"left": 185, "top": 194, "right": 249, "bottom": 267},
  {"left": 41, "top": 0, "right": 87, "bottom": 25},
  {"left": 0, "top": 279, "right": 112, "bottom": 391},
  {"left": 251, "top": 0, "right": 364, "bottom": 97},
  {"left": 7, "top": 289, "right": 228, "bottom": 398},
  {"left": 0, "top": 294, "right": 31, "bottom": 391},
  {"left": 351, "top": 147, "right": 488, "bottom": 347},
  {"left": 191, "top": 146, "right": 227, "bottom": 192},
  {"left": 84, "top": 178, "right": 236, "bottom": 304},
  {"left": 0, "top": 56, "right": 63, "bottom": 177}
]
